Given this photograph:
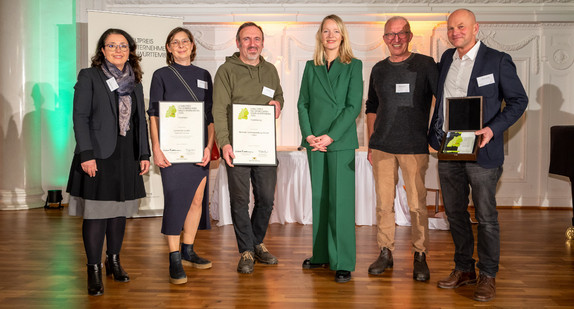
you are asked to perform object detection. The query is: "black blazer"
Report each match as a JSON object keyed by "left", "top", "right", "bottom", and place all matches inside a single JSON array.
[
  {"left": 428, "top": 43, "right": 528, "bottom": 168},
  {"left": 72, "top": 67, "right": 150, "bottom": 161}
]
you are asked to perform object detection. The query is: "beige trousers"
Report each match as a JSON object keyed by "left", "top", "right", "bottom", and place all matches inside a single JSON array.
[{"left": 371, "top": 149, "right": 429, "bottom": 253}]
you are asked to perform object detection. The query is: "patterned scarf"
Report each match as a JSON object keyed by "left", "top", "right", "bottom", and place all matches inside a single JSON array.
[{"left": 101, "top": 59, "right": 135, "bottom": 136}]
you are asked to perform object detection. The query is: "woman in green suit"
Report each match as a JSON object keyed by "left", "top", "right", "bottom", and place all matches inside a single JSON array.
[{"left": 297, "top": 14, "right": 363, "bottom": 283}]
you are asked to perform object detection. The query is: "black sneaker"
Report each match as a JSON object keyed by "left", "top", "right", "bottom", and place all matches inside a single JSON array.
[
  {"left": 254, "top": 243, "right": 278, "bottom": 264},
  {"left": 237, "top": 251, "right": 255, "bottom": 274},
  {"left": 169, "top": 251, "right": 187, "bottom": 285},
  {"left": 181, "top": 243, "right": 212, "bottom": 269}
]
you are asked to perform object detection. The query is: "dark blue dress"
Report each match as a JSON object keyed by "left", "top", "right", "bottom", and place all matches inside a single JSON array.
[{"left": 148, "top": 63, "right": 214, "bottom": 234}]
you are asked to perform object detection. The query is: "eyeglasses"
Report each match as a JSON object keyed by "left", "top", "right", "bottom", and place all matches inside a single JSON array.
[
  {"left": 170, "top": 39, "right": 191, "bottom": 47},
  {"left": 383, "top": 31, "right": 411, "bottom": 40},
  {"left": 105, "top": 44, "right": 129, "bottom": 51}
]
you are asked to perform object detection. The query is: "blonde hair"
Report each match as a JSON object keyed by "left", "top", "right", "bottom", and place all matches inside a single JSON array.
[{"left": 313, "top": 15, "right": 354, "bottom": 66}]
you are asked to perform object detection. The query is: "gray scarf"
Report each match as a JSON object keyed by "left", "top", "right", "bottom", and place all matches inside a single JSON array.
[{"left": 101, "top": 59, "right": 135, "bottom": 136}]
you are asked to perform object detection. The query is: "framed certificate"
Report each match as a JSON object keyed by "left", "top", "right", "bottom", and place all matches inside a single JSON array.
[
  {"left": 438, "top": 96, "right": 482, "bottom": 161},
  {"left": 231, "top": 103, "right": 277, "bottom": 166},
  {"left": 159, "top": 101, "right": 204, "bottom": 163}
]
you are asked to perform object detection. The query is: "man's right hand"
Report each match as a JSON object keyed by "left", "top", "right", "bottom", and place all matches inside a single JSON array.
[{"left": 222, "top": 144, "right": 235, "bottom": 167}]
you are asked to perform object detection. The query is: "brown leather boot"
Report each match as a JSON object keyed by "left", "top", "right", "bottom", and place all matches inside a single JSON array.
[
  {"left": 368, "top": 247, "right": 393, "bottom": 275},
  {"left": 473, "top": 274, "right": 496, "bottom": 302},
  {"left": 437, "top": 269, "right": 477, "bottom": 289}
]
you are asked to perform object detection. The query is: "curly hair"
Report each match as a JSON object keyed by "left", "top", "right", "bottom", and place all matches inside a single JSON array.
[{"left": 91, "top": 28, "right": 143, "bottom": 83}]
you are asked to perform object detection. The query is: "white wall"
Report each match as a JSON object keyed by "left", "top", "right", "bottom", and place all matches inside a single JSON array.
[{"left": 75, "top": 0, "right": 574, "bottom": 207}]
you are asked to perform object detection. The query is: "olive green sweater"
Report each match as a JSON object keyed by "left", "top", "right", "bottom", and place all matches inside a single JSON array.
[{"left": 213, "top": 52, "right": 284, "bottom": 147}]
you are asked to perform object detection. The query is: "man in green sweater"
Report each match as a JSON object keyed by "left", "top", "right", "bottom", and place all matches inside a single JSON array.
[{"left": 213, "top": 22, "right": 284, "bottom": 274}]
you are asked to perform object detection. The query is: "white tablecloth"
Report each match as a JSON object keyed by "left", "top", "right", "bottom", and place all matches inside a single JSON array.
[{"left": 210, "top": 149, "right": 411, "bottom": 226}]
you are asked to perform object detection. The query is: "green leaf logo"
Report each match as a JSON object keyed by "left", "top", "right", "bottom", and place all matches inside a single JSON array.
[
  {"left": 165, "top": 105, "right": 177, "bottom": 118},
  {"left": 238, "top": 108, "right": 249, "bottom": 120}
]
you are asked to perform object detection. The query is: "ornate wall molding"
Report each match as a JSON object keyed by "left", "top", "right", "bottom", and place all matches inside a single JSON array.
[
  {"left": 109, "top": 0, "right": 572, "bottom": 4},
  {"left": 192, "top": 30, "right": 236, "bottom": 51},
  {"left": 551, "top": 49, "right": 573, "bottom": 70},
  {"left": 479, "top": 32, "right": 540, "bottom": 73},
  {"left": 433, "top": 24, "right": 541, "bottom": 73}
]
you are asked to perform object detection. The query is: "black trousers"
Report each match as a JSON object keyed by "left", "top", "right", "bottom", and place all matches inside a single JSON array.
[{"left": 226, "top": 163, "right": 277, "bottom": 253}]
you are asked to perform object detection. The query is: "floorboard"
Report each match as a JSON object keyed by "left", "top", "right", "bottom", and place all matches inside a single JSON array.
[{"left": 0, "top": 208, "right": 573, "bottom": 308}]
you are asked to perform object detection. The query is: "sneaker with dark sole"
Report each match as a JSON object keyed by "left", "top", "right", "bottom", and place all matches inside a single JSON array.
[
  {"left": 254, "top": 243, "right": 278, "bottom": 264},
  {"left": 237, "top": 251, "right": 255, "bottom": 274}
]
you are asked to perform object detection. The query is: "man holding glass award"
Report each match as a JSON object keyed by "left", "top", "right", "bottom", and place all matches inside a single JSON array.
[
  {"left": 213, "top": 22, "right": 284, "bottom": 274},
  {"left": 428, "top": 9, "right": 528, "bottom": 302}
]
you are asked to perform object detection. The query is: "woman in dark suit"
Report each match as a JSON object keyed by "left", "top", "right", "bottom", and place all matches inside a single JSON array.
[
  {"left": 66, "top": 28, "right": 150, "bottom": 296},
  {"left": 297, "top": 15, "right": 363, "bottom": 283},
  {"left": 148, "top": 27, "right": 215, "bottom": 285}
]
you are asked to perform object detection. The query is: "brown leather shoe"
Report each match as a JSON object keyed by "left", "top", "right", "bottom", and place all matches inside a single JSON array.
[
  {"left": 473, "top": 274, "right": 496, "bottom": 302},
  {"left": 437, "top": 269, "right": 477, "bottom": 289}
]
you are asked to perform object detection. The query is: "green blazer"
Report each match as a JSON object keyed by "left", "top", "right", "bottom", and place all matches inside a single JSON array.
[{"left": 297, "top": 58, "right": 363, "bottom": 151}]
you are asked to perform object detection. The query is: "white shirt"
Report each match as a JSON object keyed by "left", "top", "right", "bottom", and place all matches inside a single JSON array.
[{"left": 442, "top": 41, "right": 481, "bottom": 131}]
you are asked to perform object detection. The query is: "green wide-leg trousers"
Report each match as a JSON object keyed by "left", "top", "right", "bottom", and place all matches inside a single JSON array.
[{"left": 307, "top": 149, "right": 356, "bottom": 271}]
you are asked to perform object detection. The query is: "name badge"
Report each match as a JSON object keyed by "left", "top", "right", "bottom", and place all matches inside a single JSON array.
[
  {"left": 262, "top": 86, "right": 275, "bottom": 98},
  {"left": 197, "top": 80, "right": 208, "bottom": 89},
  {"left": 396, "top": 83, "right": 410, "bottom": 93},
  {"left": 106, "top": 77, "right": 119, "bottom": 92},
  {"left": 477, "top": 74, "right": 495, "bottom": 87}
]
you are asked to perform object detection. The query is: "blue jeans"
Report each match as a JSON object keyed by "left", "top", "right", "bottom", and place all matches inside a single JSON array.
[
  {"left": 438, "top": 161, "right": 502, "bottom": 278},
  {"left": 226, "top": 163, "right": 277, "bottom": 253}
]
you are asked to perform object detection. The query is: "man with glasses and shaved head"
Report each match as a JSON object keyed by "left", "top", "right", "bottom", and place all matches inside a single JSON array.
[{"left": 365, "top": 16, "right": 438, "bottom": 282}]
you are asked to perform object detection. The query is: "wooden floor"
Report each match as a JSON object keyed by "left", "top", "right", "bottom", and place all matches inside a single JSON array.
[{"left": 0, "top": 208, "right": 573, "bottom": 308}]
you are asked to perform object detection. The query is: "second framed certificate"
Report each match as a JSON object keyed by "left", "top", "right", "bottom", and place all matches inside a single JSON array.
[
  {"left": 232, "top": 103, "right": 277, "bottom": 166},
  {"left": 159, "top": 101, "right": 204, "bottom": 163}
]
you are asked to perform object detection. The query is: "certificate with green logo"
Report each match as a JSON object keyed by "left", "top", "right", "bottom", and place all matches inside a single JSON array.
[
  {"left": 159, "top": 101, "right": 204, "bottom": 163},
  {"left": 231, "top": 103, "right": 277, "bottom": 166}
]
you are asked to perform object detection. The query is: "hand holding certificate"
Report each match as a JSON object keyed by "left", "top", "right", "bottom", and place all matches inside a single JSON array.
[
  {"left": 159, "top": 101, "right": 205, "bottom": 163},
  {"left": 231, "top": 103, "right": 277, "bottom": 166}
]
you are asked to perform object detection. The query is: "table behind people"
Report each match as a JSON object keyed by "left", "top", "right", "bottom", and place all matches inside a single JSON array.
[{"left": 210, "top": 147, "right": 413, "bottom": 227}]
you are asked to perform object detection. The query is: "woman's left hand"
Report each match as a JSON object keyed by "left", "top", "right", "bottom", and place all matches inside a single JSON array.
[
  {"left": 140, "top": 160, "right": 150, "bottom": 175},
  {"left": 196, "top": 147, "right": 212, "bottom": 167},
  {"left": 313, "top": 134, "right": 333, "bottom": 152}
]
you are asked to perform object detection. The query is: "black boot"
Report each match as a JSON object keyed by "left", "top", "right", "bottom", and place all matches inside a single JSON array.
[
  {"left": 181, "top": 243, "right": 212, "bottom": 269},
  {"left": 413, "top": 251, "right": 430, "bottom": 281},
  {"left": 169, "top": 251, "right": 187, "bottom": 284},
  {"left": 105, "top": 253, "right": 130, "bottom": 282},
  {"left": 368, "top": 247, "right": 393, "bottom": 275},
  {"left": 87, "top": 263, "right": 104, "bottom": 296}
]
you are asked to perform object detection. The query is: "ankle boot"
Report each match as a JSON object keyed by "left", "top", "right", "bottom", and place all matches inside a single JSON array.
[
  {"left": 87, "top": 263, "right": 104, "bottom": 296},
  {"left": 368, "top": 247, "right": 393, "bottom": 275},
  {"left": 413, "top": 251, "right": 430, "bottom": 281},
  {"left": 105, "top": 253, "right": 130, "bottom": 282},
  {"left": 181, "top": 243, "right": 212, "bottom": 269},
  {"left": 169, "top": 251, "right": 187, "bottom": 284}
]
